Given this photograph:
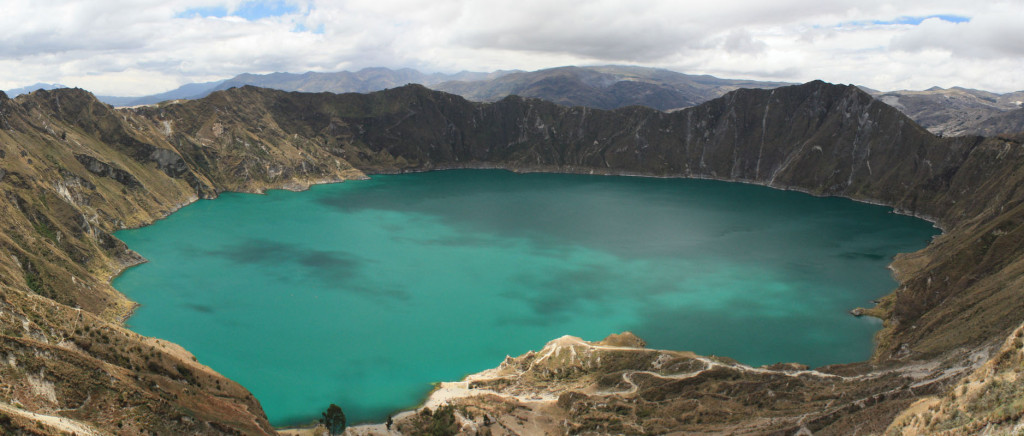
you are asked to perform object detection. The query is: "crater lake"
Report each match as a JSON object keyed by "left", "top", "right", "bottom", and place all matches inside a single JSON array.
[{"left": 112, "top": 170, "right": 939, "bottom": 425}]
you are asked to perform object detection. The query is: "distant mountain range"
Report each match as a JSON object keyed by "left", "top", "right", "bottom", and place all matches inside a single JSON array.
[
  {"left": 87, "top": 66, "right": 792, "bottom": 110},
  {"left": 869, "top": 86, "right": 1024, "bottom": 136},
  {"left": 96, "top": 80, "right": 226, "bottom": 107},
  {"left": 5, "top": 82, "right": 67, "bottom": 97},
  {"left": 431, "top": 65, "right": 794, "bottom": 110},
  {"left": 8, "top": 66, "right": 1024, "bottom": 136},
  {"left": 93, "top": 68, "right": 516, "bottom": 107}
]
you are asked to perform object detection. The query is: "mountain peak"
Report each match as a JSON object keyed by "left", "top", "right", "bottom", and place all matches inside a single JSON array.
[{"left": 28, "top": 86, "right": 101, "bottom": 101}]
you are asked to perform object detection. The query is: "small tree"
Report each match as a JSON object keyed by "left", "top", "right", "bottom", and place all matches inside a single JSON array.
[
  {"left": 320, "top": 403, "right": 346, "bottom": 436},
  {"left": 386, "top": 415, "right": 394, "bottom": 430}
]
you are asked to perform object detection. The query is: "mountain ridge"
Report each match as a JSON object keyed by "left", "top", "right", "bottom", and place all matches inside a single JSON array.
[
  {"left": 431, "top": 65, "right": 793, "bottom": 110},
  {"left": 82, "top": 65, "right": 1024, "bottom": 137},
  {"left": 4, "top": 83, "right": 68, "bottom": 98},
  {"left": 872, "top": 86, "right": 1024, "bottom": 136},
  {"left": 91, "top": 65, "right": 789, "bottom": 110},
  {"left": 2, "top": 81, "right": 1024, "bottom": 433},
  {"left": 92, "top": 67, "right": 519, "bottom": 107}
]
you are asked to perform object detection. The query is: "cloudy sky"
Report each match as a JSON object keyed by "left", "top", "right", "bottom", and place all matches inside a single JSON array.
[{"left": 2, "top": 0, "right": 1022, "bottom": 96}]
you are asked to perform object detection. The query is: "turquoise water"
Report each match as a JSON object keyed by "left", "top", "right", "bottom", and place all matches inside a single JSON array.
[{"left": 113, "top": 170, "right": 938, "bottom": 426}]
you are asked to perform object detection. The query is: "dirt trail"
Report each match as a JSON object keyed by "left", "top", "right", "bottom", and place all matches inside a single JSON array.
[
  {"left": 339, "top": 334, "right": 982, "bottom": 434},
  {"left": 0, "top": 401, "right": 105, "bottom": 435}
]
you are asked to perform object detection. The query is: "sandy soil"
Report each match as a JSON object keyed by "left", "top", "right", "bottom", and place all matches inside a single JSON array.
[{"left": 0, "top": 401, "right": 104, "bottom": 436}]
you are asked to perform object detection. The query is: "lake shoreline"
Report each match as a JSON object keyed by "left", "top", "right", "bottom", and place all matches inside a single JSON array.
[{"left": 110, "top": 168, "right": 937, "bottom": 427}]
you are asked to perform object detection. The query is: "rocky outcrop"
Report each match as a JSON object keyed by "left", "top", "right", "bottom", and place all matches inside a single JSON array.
[
  {"left": 3, "top": 80, "right": 1024, "bottom": 433},
  {"left": 73, "top": 153, "right": 141, "bottom": 187}
]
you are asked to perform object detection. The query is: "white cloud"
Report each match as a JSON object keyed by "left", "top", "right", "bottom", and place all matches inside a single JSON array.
[
  {"left": 1, "top": 0, "right": 1022, "bottom": 95},
  {"left": 722, "top": 29, "right": 768, "bottom": 54},
  {"left": 892, "top": 4, "right": 1024, "bottom": 58}
]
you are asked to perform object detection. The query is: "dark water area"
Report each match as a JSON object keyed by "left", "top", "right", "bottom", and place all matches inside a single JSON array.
[{"left": 113, "top": 170, "right": 939, "bottom": 425}]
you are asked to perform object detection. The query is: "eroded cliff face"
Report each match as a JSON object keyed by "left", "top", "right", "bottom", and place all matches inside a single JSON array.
[{"left": 1, "top": 81, "right": 1023, "bottom": 433}]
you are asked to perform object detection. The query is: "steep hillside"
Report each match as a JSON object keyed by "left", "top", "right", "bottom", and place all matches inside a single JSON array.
[
  {"left": 3, "top": 81, "right": 1024, "bottom": 433},
  {"left": 971, "top": 107, "right": 1024, "bottom": 137},
  {"left": 887, "top": 322, "right": 1024, "bottom": 435},
  {"left": 875, "top": 87, "right": 1024, "bottom": 136},
  {"left": 0, "top": 88, "right": 362, "bottom": 435}
]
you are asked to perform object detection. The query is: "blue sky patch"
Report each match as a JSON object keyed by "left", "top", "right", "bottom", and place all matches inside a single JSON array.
[
  {"left": 293, "top": 22, "right": 326, "bottom": 34},
  {"left": 177, "top": 1, "right": 300, "bottom": 20},
  {"left": 872, "top": 15, "right": 970, "bottom": 25},
  {"left": 176, "top": 6, "right": 229, "bottom": 18},
  {"left": 835, "top": 14, "right": 971, "bottom": 29},
  {"left": 234, "top": 1, "right": 300, "bottom": 20}
]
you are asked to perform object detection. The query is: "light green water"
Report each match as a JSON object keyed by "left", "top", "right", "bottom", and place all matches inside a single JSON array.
[{"left": 113, "top": 170, "right": 938, "bottom": 426}]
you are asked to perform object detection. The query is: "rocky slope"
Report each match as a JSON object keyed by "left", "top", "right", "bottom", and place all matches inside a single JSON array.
[
  {"left": 887, "top": 322, "right": 1024, "bottom": 435},
  {"left": 0, "top": 87, "right": 361, "bottom": 435},
  {"left": 2, "top": 81, "right": 1024, "bottom": 433},
  {"left": 971, "top": 107, "right": 1024, "bottom": 137},
  {"left": 874, "top": 87, "right": 1024, "bottom": 136}
]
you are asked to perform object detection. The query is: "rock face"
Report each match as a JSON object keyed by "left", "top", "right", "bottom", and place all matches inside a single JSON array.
[
  {"left": 73, "top": 153, "right": 141, "bottom": 187},
  {"left": 2, "top": 80, "right": 1024, "bottom": 433}
]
